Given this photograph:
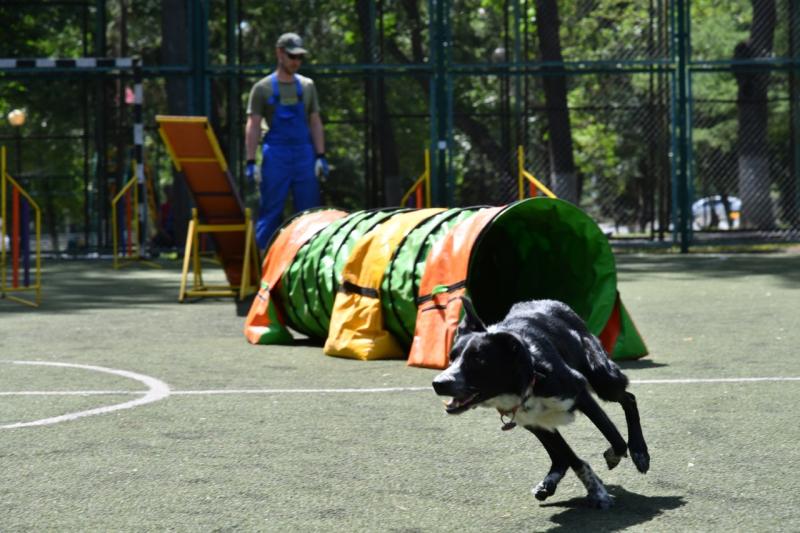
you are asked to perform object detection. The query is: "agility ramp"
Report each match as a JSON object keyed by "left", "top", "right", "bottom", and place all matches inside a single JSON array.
[
  {"left": 244, "top": 198, "right": 647, "bottom": 367},
  {"left": 157, "top": 116, "right": 259, "bottom": 300}
]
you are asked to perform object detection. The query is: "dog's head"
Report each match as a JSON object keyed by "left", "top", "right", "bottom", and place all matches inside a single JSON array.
[{"left": 432, "top": 296, "right": 538, "bottom": 414}]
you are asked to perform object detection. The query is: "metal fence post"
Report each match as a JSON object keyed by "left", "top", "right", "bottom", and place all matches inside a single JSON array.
[{"left": 673, "top": 0, "right": 692, "bottom": 252}]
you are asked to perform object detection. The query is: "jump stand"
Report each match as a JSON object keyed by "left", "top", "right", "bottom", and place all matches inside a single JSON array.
[
  {"left": 111, "top": 162, "right": 160, "bottom": 270},
  {"left": 1, "top": 146, "right": 42, "bottom": 307},
  {"left": 179, "top": 207, "right": 259, "bottom": 302}
]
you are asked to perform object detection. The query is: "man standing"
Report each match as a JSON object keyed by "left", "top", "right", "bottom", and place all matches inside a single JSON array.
[{"left": 245, "top": 32, "right": 329, "bottom": 248}]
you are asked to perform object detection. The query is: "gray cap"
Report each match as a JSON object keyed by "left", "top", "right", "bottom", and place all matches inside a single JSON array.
[{"left": 276, "top": 32, "right": 308, "bottom": 55}]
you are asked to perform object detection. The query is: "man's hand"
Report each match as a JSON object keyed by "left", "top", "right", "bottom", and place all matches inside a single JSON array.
[
  {"left": 314, "top": 154, "right": 329, "bottom": 179},
  {"left": 245, "top": 160, "right": 261, "bottom": 184}
]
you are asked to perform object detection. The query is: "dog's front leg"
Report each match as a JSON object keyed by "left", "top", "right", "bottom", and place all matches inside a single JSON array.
[
  {"left": 527, "top": 426, "right": 613, "bottom": 509},
  {"left": 528, "top": 427, "right": 569, "bottom": 501},
  {"left": 575, "top": 389, "right": 628, "bottom": 470}
]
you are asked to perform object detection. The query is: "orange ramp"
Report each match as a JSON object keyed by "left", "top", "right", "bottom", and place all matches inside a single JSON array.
[{"left": 156, "top": 115, "right": 258, "bottom": 291}]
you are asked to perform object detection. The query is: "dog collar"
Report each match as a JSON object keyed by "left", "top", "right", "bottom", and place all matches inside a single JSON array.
[{"left": 497, "top": 375, "right": 537, "bottom": 431}]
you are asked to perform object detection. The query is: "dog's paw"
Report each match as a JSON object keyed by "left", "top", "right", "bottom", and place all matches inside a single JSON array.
[
  {"left": 603, "top": 446, "right": 626, "bottom": 470},
  {"left": 631, "top": 450, "right": 650, "bottom": 474},
  {"left": 586, "top": 492, "right": 614, "bottom": 510},
  {"left": 532, "top": 480, "right": 556, "bottom": 501},
  {"left": 532, "top": 470, "right": 564, "bottom": 501}
]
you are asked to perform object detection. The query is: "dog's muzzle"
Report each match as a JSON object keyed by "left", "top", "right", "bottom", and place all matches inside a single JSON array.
[{"left": 432, "top": 370, "right": 481, "bottom": 414}]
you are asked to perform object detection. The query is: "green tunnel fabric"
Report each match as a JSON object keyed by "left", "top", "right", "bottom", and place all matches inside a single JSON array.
[
  {"left": 277, "top": 209, "right": 404, "bottom": 340},
  {"left": 611, "top": 299, "right": 649, "bottom": 360}
]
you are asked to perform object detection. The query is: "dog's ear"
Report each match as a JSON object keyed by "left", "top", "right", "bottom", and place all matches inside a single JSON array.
[
  {"left": 487, "top": 331, "right": 542, "bottom": 394},
  {"left": 459, "top": 296, "right": 487, "bottom": 333}
]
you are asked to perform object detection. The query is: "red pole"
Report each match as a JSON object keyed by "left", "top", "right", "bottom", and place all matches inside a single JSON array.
[
  {"left": 415, "top": 184, "right": 423, "bottom": 208},
  {"left": 529, "top": 181, "right": 538, "bottom": 198},
  {"left": 12, "top": 186, "right": 20, "bottom": 288}
]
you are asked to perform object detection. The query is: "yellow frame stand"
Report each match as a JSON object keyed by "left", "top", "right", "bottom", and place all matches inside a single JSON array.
[
  {"left": 179, "top": 207, "right": 260, "bottom": 302},
  {"left": 400, "top": 149, "right": 432, "bottom": 207},
  {"left": 517, "top": 146, "right": 557, "bottom": 200},
  {"left": 111, "top": 163, "right": 160, "bottom": 270},
  {"left": 1, "top": 146, "right": 42, "bottom": 307},
  {"left": 110, "top": 175, "right": 156, "bottom": 269}
]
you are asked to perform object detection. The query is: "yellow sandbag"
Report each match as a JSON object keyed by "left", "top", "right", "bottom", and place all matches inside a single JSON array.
[{"left": 324, "top": 208, "right": 445, "bottom": 360}]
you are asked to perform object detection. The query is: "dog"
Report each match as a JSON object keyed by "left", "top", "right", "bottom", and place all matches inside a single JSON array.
[{"left": 432, "top": 297, "right": 649, "bottom": 509}]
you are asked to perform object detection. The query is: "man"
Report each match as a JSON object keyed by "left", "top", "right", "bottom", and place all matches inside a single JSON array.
[{"left": 245, "top": 32, "right": 329, "bottom": 248}]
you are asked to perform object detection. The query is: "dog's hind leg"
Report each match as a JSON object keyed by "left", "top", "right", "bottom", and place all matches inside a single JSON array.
[
  {"left": 574, "top": 461, "right": 613, "bottom": 510},
  {"left": 619, "top": 391, "right": 650, "bottom": 473},
  {"left": 574, "top": 389, "right": 628, "bottom": 470},
  {"left": 527, "top": 428, "right": 613, "bottom": 509}
]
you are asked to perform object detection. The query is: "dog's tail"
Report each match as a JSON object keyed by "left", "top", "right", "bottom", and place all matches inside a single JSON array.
[{"left": 581, "top": 333, "right": 629, "bottom": 402}]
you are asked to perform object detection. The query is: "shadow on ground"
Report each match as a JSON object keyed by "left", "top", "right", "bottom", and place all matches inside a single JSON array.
[
  {"left": 616, "top": 253, "right": 800, "bottom": 286},
  {"left": 0, "top": 259, "right": 258, "bottom": 315},
  {"left": 533, "top": 485, "right": 685, "bottom": 532},
  {"left": 617, "top": 359, "right": 668, "bottom": 371}
]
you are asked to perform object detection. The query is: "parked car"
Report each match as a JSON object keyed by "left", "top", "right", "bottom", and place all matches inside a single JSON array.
[{"left": 692, "top": 195, "right": 741, "bottom": 230}]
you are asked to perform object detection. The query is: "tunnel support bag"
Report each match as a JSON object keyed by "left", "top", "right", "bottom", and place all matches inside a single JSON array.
[
  {"left": 323, "top": 208, "right": 445, "bottom": 360},
  {"left": 244, "top": 209, "right": 347, "bottom": 345}
]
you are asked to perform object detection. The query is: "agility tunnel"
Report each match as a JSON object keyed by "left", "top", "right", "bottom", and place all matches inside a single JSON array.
[{"left": 244, "top": 197, "right": 647, "bottom": 368}]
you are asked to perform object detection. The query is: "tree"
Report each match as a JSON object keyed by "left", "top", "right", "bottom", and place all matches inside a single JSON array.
[
  {"left": 734, "top": 0, "right": 777, "bottom": 229},
  {"left": 534, "top": 0, "right": 578, "bottom": 204},
  {"left": 161, "top": 0, "right": 191, "bottom": 245}
]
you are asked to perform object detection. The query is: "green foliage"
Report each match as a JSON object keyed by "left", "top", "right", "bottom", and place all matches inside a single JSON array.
[{"left": 1, "top": 0, "right": 796, "bottom": 242}]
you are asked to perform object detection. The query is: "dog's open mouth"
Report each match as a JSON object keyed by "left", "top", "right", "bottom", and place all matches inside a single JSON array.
[{"left": 444, "top": 392, "right": 482, "bottom": 414}]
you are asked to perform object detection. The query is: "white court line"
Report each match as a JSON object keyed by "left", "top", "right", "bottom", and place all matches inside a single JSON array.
[
  {"left": 2, "top": 362, "right": 800, "bottom": 431},
  {"left": 172, "top": 386, "right": 432, "bottom": 395},
  {"left": 0, "top": 390, "right": 140, "bottom": 396},
  {"left": 3, "top": 377, "right": 800, "bottom": 399},
  {"left": 0, "top": 361, "right": 170, "bottom": 429},
  {"left": 632, "top": 377, "right": 800, "bottom": 384}
]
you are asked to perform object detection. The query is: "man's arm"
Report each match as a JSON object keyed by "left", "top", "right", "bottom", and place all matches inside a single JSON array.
[
  {"left": 245, "top": 113, "right": 263, "bottom": 161},
  {"left": 309, "top": 112, "right": 325, "bottom": 156}
]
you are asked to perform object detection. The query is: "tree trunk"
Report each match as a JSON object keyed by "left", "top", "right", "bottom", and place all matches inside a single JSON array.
[
  {"left": 161, "top": 0, "right": 191, "bottom": 245},
  {"left": 534, "top": 0, "right": 579, "bottom": 204},
  {"left": 734, "top": 0, "right": 776, "bottom": 229}
]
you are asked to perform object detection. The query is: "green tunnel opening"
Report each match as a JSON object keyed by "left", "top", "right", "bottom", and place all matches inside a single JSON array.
[{"left": 466, "top": 198, "right": 618, "bottom": 335}]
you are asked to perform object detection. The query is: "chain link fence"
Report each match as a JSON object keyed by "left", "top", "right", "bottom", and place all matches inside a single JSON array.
[{"left": 1, "top": 0, "right": 798, "bottom": 253}]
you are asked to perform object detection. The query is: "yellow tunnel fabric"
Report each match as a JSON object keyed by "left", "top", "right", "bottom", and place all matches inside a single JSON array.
[{"left": 324, "top": 208, "right": 445, "bottom": 360}]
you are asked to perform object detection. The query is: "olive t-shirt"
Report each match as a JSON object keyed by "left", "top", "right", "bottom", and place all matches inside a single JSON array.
[{"left": 246, "top": 73, "right": 320, "bottom": 131}]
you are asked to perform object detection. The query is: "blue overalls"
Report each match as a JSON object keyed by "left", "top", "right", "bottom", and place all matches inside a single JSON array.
[{"left": 256, "top": 73, "right": 321, "bottom": 248}]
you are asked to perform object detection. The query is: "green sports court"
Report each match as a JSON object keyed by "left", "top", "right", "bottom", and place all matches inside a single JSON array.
[{"left": 1, "top": 252, "right": 799, "bottom": 531}]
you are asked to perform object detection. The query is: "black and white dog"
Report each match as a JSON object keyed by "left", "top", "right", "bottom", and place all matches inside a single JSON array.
[{"left": 432, "top": 297, "right": 649, "bottom": 509}]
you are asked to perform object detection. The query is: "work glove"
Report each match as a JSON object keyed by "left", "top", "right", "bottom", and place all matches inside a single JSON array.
[
  {"left": 314, "top": 154, "right": 329, "bottom": 179},
  {"left": 245, "top": 160, "right": 261, "bottom": 184}
]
